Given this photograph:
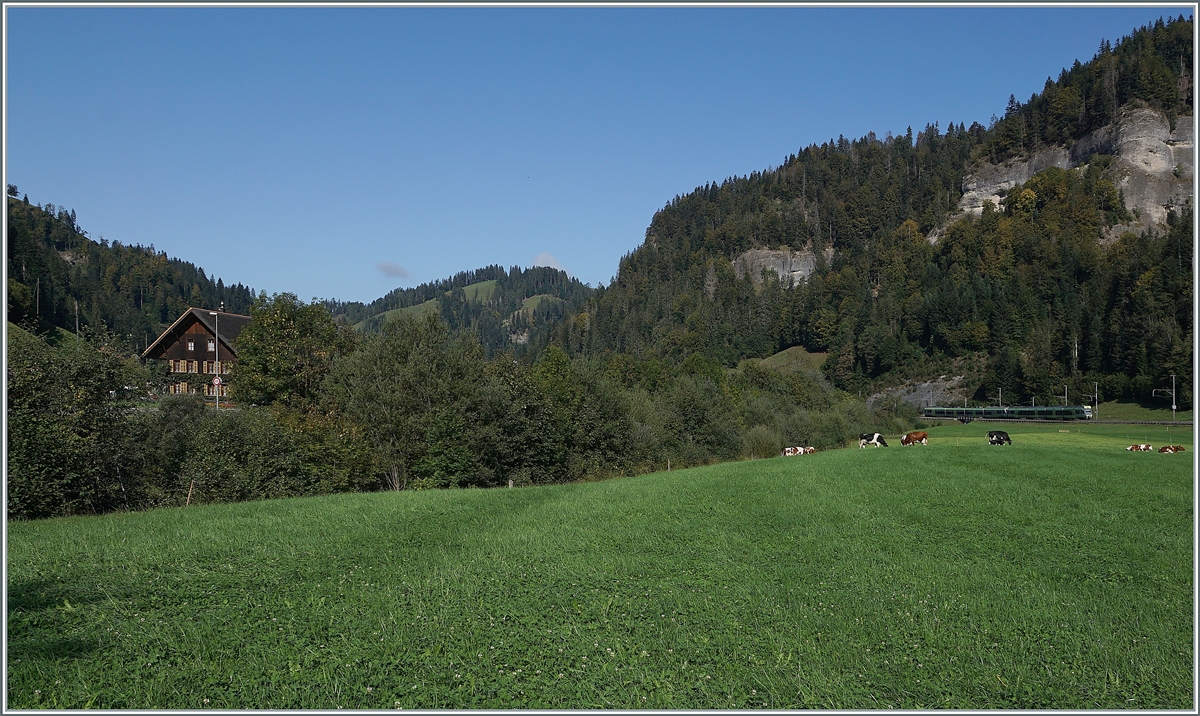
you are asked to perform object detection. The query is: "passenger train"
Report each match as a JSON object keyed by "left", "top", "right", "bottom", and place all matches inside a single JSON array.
[{"left": 922, "top": 405, "right": 1093, "bottom": 421}]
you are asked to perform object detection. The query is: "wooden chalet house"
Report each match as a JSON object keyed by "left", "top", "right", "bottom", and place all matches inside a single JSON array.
[{"left": 142, "top": 306, "right": 251, "bottom": 400}]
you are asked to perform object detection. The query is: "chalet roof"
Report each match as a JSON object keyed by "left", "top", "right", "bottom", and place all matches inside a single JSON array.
[{"left": 141, "top": 307, "right": 252, "bottom": 360}]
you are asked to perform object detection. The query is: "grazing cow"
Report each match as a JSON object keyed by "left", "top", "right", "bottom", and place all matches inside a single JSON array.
[
  {"left": 1158, "top": 445, "right": 1177, "bottom": 453},
  {"left": 859, "top": 432, "right": 888, "bottom": 448},
  {"left": 987, "top": 430, "right": 1012, "bottom": 445},
  {"left": 901, "top": 431, "right": 929, "bottom": 446},
  {"left": 1126, "top": 444, "right": 1152, "bottom": 452}
]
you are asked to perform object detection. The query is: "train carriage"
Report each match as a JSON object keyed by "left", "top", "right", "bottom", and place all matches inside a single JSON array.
[{"left": 922, "top": 405, "right": 1092, "bottom": 421}]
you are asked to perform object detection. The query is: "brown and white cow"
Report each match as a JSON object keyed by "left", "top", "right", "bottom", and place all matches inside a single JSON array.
[
  {"left": 1171, "top": 445, "right": 1186, "bottom": 452},
  {"left": 1159, "top": 445, "right": 1178, "bottom": 453},
  {"left": 900, "top": 431, "right": 929, "bottom": 446},
  {"left": 783, "top": 446, "right": 818, "bottom": 457},
  {"left": 1126, "top": 444, "right": 1153, "bottom": 452}
]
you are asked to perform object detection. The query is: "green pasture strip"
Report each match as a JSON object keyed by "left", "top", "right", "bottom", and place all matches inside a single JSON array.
[
  {"left": 922, "top": 420, "right": 1194, "bottom": 450},
  {"left": 7, "top": 445, "right": 1192, "bottom": 709},
  {"left": 520, "top": 294, "right": 563, "bottom": 312},
  {"left": 354, "top": 299, "right": 442, "bottom": 332},
  {"left": 1093, "top": 401, "right": 1194, "bottom": 422},
  {"left": 461, "top": 280, "right": 498, "bottom": 302}
]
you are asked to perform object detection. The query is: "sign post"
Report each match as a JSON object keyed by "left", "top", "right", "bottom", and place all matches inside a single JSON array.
[{"left": 210, "top": 311, "right": 220, "bottom": 410}]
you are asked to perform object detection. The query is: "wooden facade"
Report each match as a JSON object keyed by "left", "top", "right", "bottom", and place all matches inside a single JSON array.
[{"left": 141, "top": 307, "right": 252, "bottom": 399}]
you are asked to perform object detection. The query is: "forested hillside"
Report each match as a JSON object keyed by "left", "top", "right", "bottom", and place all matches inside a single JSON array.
[
  {"left": 981, "top": 15, "right": 1193, "bottom": 163},
  {"left": 6, "top": 192, "right": 256, "bottom": 351},
  {"left": 556, "top": 14, "right": 1193, "bottom": 408},
  {"left": 324, "top": 264, "right": 594, "bottom": 357}
]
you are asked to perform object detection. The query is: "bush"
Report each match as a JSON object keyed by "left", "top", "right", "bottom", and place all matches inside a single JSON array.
[
  {"left": 742, "top": 425, "right": 783, "bottom": 459},
  {"left": 6, "top": 325, "right": 136, "bottom": 519}
]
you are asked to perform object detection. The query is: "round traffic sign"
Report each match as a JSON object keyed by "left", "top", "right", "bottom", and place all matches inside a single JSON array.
[{"left": 212, "top": 376, "right": 222, "bottom": 385}]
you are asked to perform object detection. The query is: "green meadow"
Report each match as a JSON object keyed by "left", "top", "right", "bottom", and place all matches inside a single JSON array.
[{"left": 6, "top": 422, "right": 1193, "bottom": 709}]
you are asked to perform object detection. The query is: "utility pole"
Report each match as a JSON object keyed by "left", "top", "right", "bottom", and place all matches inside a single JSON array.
[
  {"left": 210, "top": 311, "right": 221, "bottom": 410},
  {"left": 1083, "top": 383, "right": 1099, "bottom": 419},
  {"left": 1063, "top": 385, "right": 1068, "bottom": 407},
  {"left": 1153, "top": 375, "right": 1177, "bottom": 422}
]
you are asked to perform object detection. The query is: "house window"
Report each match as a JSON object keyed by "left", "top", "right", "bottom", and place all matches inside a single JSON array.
[
  {"left": 208, "top": 339, "right": 215, "bottom": 352},
  {"left": 189, "top": 360, "right": 198, "bottom": 373},
  {"left": 187, "top": 339, "right": 195, "bottom": 351}
]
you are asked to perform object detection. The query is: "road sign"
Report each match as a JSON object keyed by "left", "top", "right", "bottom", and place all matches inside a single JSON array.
[{"left": 212, "top": 376, "right": 222, "bottom": 386}]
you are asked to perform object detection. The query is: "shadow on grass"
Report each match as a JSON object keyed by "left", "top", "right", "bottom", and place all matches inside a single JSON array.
[{"left": 7, "top": 577, "right": 106, "bottom": 662}]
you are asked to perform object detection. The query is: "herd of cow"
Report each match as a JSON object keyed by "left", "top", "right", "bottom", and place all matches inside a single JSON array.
[
  {"left": 1127, "top": 444, "right": 1186, "bottom": 453},
  {"left": 779, "top": 430, "right": 1186, "bottom": 456},
  {"left": 854, "top": 430, "right": 1009, "bottom": 448}
]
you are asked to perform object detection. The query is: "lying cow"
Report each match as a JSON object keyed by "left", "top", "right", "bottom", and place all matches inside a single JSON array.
[
  {"left": 1171, "top": 445, "right": 1186, "bottom": 452},
  {"left": 901, "top": 431, "right": 929, "bottom": 446},
  {"left": 859, "top": 432, "right": 888, "bottom": 448},
  {"left": 783, "top": 446, "right": 819, "bottom": 456},
  {"left": 1126, "top": 444, "right": 1152, "bottom": 452},
  {"left": 987, "top": 430, "right": 1012, "bottom": 445},
  {"left": 1158, "top": 445, "right": 1178, "bottom": 453}
]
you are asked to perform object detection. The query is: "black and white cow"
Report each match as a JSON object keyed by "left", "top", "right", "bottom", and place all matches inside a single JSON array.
[
  {"left": 987, "top": 430, "right": 1012, "bottom": 445},
  {"left": 859, "top": 432, "right": 888, "bottom": 448}
]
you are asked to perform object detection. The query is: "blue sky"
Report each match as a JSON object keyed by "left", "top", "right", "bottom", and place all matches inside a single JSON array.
[{"left": 5, "top": 4, "right": 1189, "bottom": 304}]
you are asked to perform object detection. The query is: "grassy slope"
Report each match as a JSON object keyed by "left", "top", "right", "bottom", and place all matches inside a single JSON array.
[
  {"left": 462, "top": 280, "right": 498, "bottom": 302},
  {"left": 1093, "top": 400, "right": 1194, "bottom": 422},
  {"left": 755, "top": 346, "right": 828, "bottom": 373},
  {"left": 7, "top": 424, "right": 1193, "bottom": 709},
  {"left": 353, "top": 281, "right": 500, "bottom": 331},
  {"left": 520, "top": 294, "right": 563, "bottom": 312},
  {"left": 354, "top": 299, "right": 440, "bottom": 331}
]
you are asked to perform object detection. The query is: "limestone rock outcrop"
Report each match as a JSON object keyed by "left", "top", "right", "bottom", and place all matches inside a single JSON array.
[
  {"left": 733, "top": 246, "right": 834, "bottom": 285},
  {"left": 935, "top": 107, "right": 1193, "bottom": 243}
]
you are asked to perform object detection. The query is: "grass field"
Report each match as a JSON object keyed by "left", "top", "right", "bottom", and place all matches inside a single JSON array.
[
  {"left": 6, "top": 423, "right": 1194, "bottom": 709},
  {"left": 1092, "top": 400, "right": 1194, "bottom": 422}
]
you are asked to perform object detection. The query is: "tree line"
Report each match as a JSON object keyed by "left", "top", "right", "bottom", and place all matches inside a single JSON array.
[{"left": 8, "top": 296, "right": 913, "bottom": 519}]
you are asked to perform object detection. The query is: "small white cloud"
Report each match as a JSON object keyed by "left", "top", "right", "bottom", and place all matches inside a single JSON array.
[
  {"left": 377, "top": 262, "right": 410, "bottom": 278},
  {"left": 532, "top": 252, "right": 567, "bottom": 273}
]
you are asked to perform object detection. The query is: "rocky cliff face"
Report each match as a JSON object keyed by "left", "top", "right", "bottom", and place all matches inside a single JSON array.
[
  {"left": 939, "top": 107, "right": 1193, "bottom": 242},
  {"left": 732, "top": 246, "right": 835, "bottom": 286}
]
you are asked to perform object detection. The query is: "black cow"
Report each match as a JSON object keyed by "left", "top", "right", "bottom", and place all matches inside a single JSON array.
[
  {"left": 988, "top": 430, "right": 1012, "bottom": 445},
  {"left": 859, "top": 432, "right": 888, "bottom": 448}
]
